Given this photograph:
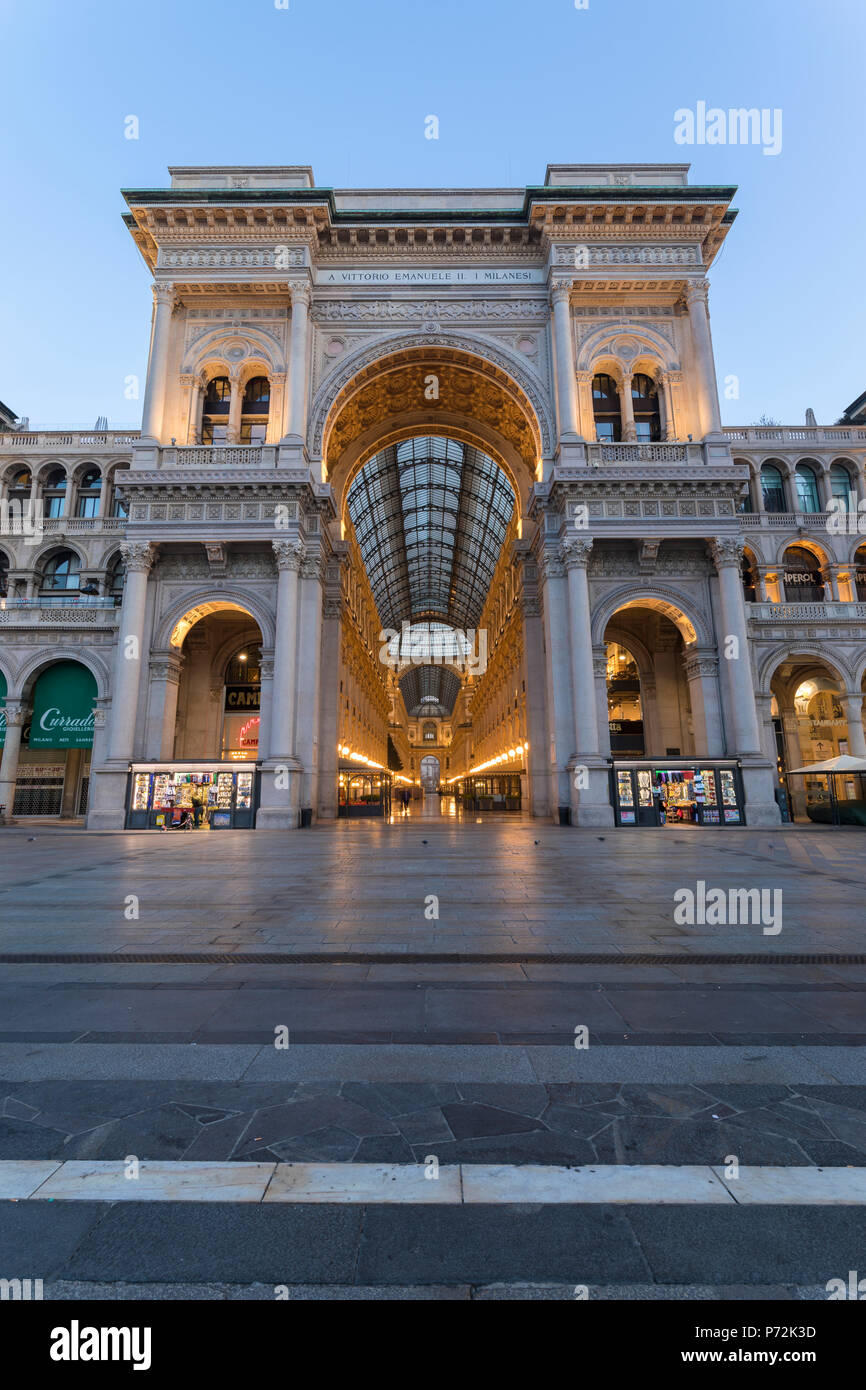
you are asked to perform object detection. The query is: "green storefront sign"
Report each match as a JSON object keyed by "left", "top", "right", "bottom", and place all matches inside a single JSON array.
[
  {"left": 0, "top": 671, "right": 6, "bottom": 748},
  {"left": 29, "top": 662, "right": 97, "bottom": 749}
]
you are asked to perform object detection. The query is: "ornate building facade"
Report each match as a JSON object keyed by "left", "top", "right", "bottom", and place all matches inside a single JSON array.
[{"left": 1, "top": 162, "right": 865, "bottom": 830}]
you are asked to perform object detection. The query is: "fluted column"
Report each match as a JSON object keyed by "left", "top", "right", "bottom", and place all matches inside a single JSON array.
[
  {"left": 107, "top": 543, "right": 154, "bottom": 761},
  {"left": 564, "top": 539, "right": 600, "bottom": 756},
  {"left": 296, "top": 553, "right": 325, "bottom": 811},
  {"left": 143, "top": 650, "right": 183, "bottom": 760},
  {"left": 685, "top": 281, "right": 722, "bottom": 437},
  {"left": 140, "top": 283, "right": 175, "bottom": 442},
  {"left": 710, "top": 539, "right": 762, "bottom": 755},
  {"left": 683, "top": 650, "right": 724, "bottom": 757},
  {"left": 287, "top": 283, "right": 312, "bottom": 441},
  {"left": 549, "top": 280, "right": 580, "bottom": 441},
  {"left": 843, "top": 692, "right": 866, "bottom": 759},
  {"left": 269, "top": 539, "right": 304, "bottom": 760},
  {"left": 0, "top": 703, "right": 26, "bottom": 822},
  {"left": 538, "top": 546, "right": 574, "bottom": 809}
]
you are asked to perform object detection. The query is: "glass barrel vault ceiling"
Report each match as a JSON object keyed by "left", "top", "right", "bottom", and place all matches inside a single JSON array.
[
  {"left": 346, "top": 436, "right": 515, "bottom": 630},
  {"left": 399, "top": 664, "right": 462, "bottom": 719}
]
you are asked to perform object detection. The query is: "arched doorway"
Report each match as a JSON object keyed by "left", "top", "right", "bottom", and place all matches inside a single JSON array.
[
  {"left": 316, "top": 340, "right": 545, "bottom": 822},
  {"left": 420, "top": 754, "right": 441, "bottom": 791},
  {"left": 13, "top": 660, "right": 98, "bottom": 819}
]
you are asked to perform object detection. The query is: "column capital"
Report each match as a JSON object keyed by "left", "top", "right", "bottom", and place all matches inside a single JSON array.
[
  {"left": 273, "top": 538, "right": 304, "bottom": 572},
  {"left": 708, "top": 537, "right": 744, "bottom": 571},
  {"left": 562, "top": 537, "right": 594, "bottom": 570},
  {"left": 120, "top": 541, "right": 155, "bottom": 574},
  {"left": 289, "top": 281, "right": 312, "bottom": 310},
  {"left": 684, "top": 278, "right": 711, "bottom": 308},
  {"left": 549, "top": 278, "right": 574, "bottom": 307},
  {"left": 152, "top": 280, "right": 176, "bottom": 308},
  {"left": 3, "top": 702, "right": 27, "bottom": 728}
]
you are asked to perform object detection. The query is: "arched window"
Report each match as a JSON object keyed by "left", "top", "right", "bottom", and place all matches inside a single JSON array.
[
  {"left": 75, "top": 467, "right": 102, "bottom": 518},
  {"left": 631, "top": 374, "right": 661, "bottom": 442},
  {"left": 43, "top": 467, "right": 67, "bottom": 519},
  {"left": 240, "top": 377, "right": 270, "bottom": 444},
  {"left": 830, "top": 463, "right": 855, "bottom": 512},
  {"left": 592, "top": 374, "right": 621, "bottom": 442},
  {"left": 795, "top": 464, "right": 821, "bottom": 514},
  {"left": 741, "top": 552, "right": 758, "bottom": 603},
  {"left": 41, "top": 550, "right": 80, "bottom": 592},
  {"left": 0, "top": 548, "right": 9, "bottom": 597},
  {"left": 760, "top": 463, "right": 786, "bottom": 513},
  {"left": 201, "top": 376, "right": 231, "bottom": 445},
  {"left": 107, "top": 554, "right": 126, "bottom": 603},
  {"left": 783, "top": 546, "right": 824, "bottom": 603},
  {"left": 855, "top": 546, "right": 866, "bottom": 602},
  {"left": 9, "top": 468, "right": 30, "bottom": 500}
]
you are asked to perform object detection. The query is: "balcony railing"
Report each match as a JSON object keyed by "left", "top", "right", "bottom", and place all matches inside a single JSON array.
[
  {"left": 724, "top": 426, "right": 866, "bottom": 446},
  {"left": 0, "top": 597, "right": 120, "bottom": 626},
  {"left": 158, "top": 445, "right": 278, "bottom": 468},
  {"left": 585, "top": 442, "right": 704, "bottom": 464},
  {"left": 38, "top": 517, "right": 126, "bottom": 533},
  {"left": 0, "top": 431, "right": 139, "bottom": 450},
  {"left": 740, "top": 511, "right": 833, "bottom": 528},
  {"left": 747, "top": 601, "right": 866, "bottom": 621}
]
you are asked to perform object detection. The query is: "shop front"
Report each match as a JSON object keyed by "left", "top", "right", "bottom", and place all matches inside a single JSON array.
[
  {"left": 458, "top": 773, "right": 523, "bottom": 812},
  {"left": 12, "top": 662, "right": 95, "bottom": 818},
  {"left": 337, "top": 765, "right": 392, "bottom": 818},
  {"left": 611, "top": 760, "right": 746, "bottom": 827},
  {"left": 126, "top": 763, "right": 259, "bottom": 829}
]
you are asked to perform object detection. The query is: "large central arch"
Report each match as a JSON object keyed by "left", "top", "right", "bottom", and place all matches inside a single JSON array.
[{"left": 313, "top": 338, "right": 549, "bottom": 518}]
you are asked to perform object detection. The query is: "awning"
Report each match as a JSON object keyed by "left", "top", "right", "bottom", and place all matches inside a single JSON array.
[
  {"left": 29, "top": 662, "right": 97, "bottom": 749},
  {"left": 787, "top": 754, "right": 866, "bottom": 774}
]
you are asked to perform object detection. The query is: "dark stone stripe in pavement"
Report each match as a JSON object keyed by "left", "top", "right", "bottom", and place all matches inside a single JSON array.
[
  {"left": 2, "top": 952, "right": 866, "bottom": 965},
  {"left": 3, "top": 1200, "right": 865, "bottom": 1288},
  {"left": 2, "top": 1029, "right": 864, "bottom": 1047}
]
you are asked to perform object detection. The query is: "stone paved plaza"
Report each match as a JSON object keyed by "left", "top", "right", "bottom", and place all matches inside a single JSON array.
[{"left": 0, "top": 820, "right": 865, "bottom": 1298}]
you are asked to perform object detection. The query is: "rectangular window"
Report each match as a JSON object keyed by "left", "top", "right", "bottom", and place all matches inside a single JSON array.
[{"left": 76, "top": 496, "right": 99, "bottom": 518}]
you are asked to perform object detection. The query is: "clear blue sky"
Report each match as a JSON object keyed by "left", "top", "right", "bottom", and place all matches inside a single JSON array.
[{"left": 1, "top": 0, "right": 863, "bottom": 429}]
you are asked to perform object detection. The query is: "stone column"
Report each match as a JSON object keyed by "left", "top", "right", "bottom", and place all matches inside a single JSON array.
[
  {"left": 594, "top": 650, "right": 611, "bottom": 758},
  {"left": 710, "top": 538, "right": 780, "bottom": 825},
  {"left": 143, "top": 650, "right": 183, "bottom": 760},
  {"left": 106, "top": 543, "right": 153, "bottom": 760},
  {"left": 843, "top": 691, "right": 866, "bottom": 759},
  {"left": 0, "top": 703, "right": 26, "bottom": 823},
  {"left": 538, "top": 546, "right": 575, "bottom": 815},
  {"left": 226, "top": 372, "right": 243, "bottom": 445},
  {"left": 87, "top": 542, "right": 154, "bottom": 830},
  {"left": 518, "top": 556, "right": 549, "bottom": 817},
  {"left": 316, "top": 598, "right": 343, "bottom": 819},
  {"left": 97, "top": 470, "right": 111, "bottom": 519},
  {"left": 563, "top": 539, "right": 614, "bottom": 826},
  {"left": 139, "top": 283, "right": 175, "bottom": 442},
  {"left": 620, "top": 374, "right": 637, "bottom": 443},
  {"left": 576, "top": 371, "right": 595, "bottom": 441},
  {"left": 257, "top": 538, "right": 303, "bottom": 828},
  {"left": 685, "top": 280, "right": 723, "bottom": 438},
  {"left": 683, "top": 650, "right": 725, "bottom": 757},
  {"left": 549, "top": 280, "right": 580, "bottom": 441},
  {"left": 286, "top": 283, "right": 312, "bottom": 442},
  {"left": 257, "top": 653, "right": 274, "bottom": 763},
  {"left": 296, "top": 553, "right": 325, "bottom": 812},
  {"left": 564, "top": 539, "right": 599, "bottom": 757}
]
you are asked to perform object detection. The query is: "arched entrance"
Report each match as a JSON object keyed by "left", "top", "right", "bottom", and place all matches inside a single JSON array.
[
  {"left": 126, "top": 600, "right": 266, "bottom": 830},
  {"left": 3, "top": 659, "right": 99, "bottom": 820},
  {"left": 316, "top": 341, "right": 545, "bottom": 823}
]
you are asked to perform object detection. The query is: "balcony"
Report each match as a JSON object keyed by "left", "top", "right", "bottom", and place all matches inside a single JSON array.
[
  {"left": 0, "top": 431, "right": 139, "bottom": 451},
  {"left": 39, "top": 517, "right": 127, "bottom": 534},
  {"left": 747, "top": 601, "right": 866, "bottom": 622},
  {"left": 584, "top": 442, "right": 705, "bottom": 465},
  {"left": 157, "top": 445, "right": 279, "bottom": 468},
  {"left": 0, "top": 597, "right": 120, "bottom": 628},
  {"left": 724, "top": 425, "right": 866, "bottom": 447},
  {"left": 739, "top": 511, "right": 833, "bottom": 529}
]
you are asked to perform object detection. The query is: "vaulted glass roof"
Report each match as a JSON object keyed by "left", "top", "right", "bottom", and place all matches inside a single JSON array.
[
  {"left": 399, "top": 665, "right": 462, "bottom": 719},
  {"left": 346, "top": 436, "right": 515, "bottom": 630}
]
